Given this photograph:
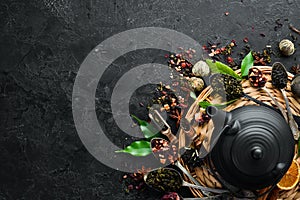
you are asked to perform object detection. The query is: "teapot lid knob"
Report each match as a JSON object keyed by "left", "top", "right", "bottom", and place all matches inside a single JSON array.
[{"left": 251, "top": 147, "right": 263, "bottom": 160}]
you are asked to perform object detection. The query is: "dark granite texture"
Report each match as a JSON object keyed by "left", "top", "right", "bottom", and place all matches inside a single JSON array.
[{"left": 1, "top": 0, "right": 300, "bottom": 199}]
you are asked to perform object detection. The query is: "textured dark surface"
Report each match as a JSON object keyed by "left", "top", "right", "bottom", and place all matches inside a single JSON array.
[{"left": 1, "top": 0, "right": 300, "bottom": 199}]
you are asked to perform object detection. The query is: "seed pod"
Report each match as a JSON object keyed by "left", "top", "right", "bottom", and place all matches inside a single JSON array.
[
  {"left": 291, "top": 75, "right": 300, "bottom": 98},
  {"left": 279, "top": 39, "right": 295, "bottom": 56},
  {"left": 188, "top": 77, "right": 205, "bottom": 92},
  {"left": 192, "top": 60, "right": 210, "bottom": 77}
]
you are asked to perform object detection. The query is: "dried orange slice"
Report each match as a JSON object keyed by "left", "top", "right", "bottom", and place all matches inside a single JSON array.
[{"left": 277, "top": 160, "right": 300, "bottom": 190}]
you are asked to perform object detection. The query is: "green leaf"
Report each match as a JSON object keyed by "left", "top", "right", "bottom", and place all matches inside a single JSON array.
[
  {"left": 199, "top": 99, "right": 237, "bottom": 109},
  {"left": 241, "top": 51, "right": 254, "bottom": 77},
  {"left": 190, "top": 91, "right": 197, "bottom": 100},
  {"left": 198, "top": 101, "right": 212, "bottom": 109},
  {"left": 206, "top": 59, "right": 242, "bottom": 80},
  {"left": 115, "top": 141, "right": 152, "bottom": 156},
  {"left": 131, "top": 115, "right": 158, "bottom": 139}
]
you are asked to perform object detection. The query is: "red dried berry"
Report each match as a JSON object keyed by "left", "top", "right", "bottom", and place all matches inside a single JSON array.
[
  {"left": 243, "top": 37, "right": 249, "bottom": 43},
  {"left": 227, "top": 57, "right": 234, "bottom": 63}
]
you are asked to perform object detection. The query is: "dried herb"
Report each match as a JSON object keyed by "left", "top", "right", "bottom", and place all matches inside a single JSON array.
[
  {"left": 169, "top": 109, "right": 182, "bottom": 128},
  {"left": 180, "top": 149, "right": 203, "bottom": 169},
  {"left": 122, "top": 167, "right": 148, "bottom": 193},
  {"left": 289, "top": 24, "right": 300, "bottom": 35},
  {"left": 291, "top": 64, "right": 300, "bottom": 75},
  {"left": 271, "top": 63, "right": 288, "bottom": 89},
  {"left": 115, "top": 141, "right": 152, "bottom": 157},
  {"left": 194, "top": 112, "right": 211, "bottom": 126},
  {"left": 151, "top": 138, "right": 177, "bottom": 165},
  {"left": 168, "top": 54, "right": 193, "bottom": 77},
  {"left": 206, "top": 59, "right": 242, "bottom": 80},
  {"left": 145, "top": 168, "right": 182, "bottom": 192},
  {"left": 161, "top": 192, "right": 181, "bottom": 200},
  {"left": 241, "top": 51, "right": 254, "bottom": 77},
  {"left": 151, "top": 84, "right": 180, "bottom": 113},
  {"left": 252, "top": 48, "right": 272, "bottom": 66},
  {"left": 210, "top": 74, "right": 243, "bottom": 101}
]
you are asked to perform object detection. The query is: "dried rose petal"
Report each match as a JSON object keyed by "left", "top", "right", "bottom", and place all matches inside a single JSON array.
[{"left": 161, "top": 192, "right": 181, "bottom": 200}]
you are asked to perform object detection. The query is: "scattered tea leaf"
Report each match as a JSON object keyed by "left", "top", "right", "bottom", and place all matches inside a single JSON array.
[
  {"left": 115, "top": 141, "right": 152, "bottom": 156},
  {"left": 206, "top": 59, "right": 242, "bottom": 80},
  {"left": 241, "top": 51, "right": 254, "bottom": 77},
  {"left": 131, "top": 115, "right": 158, "bottom": 139}
]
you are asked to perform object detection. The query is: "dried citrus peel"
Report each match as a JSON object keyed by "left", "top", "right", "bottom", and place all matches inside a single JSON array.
[{"left": 277, "top": 160, "right": 300, "bottom": 190}]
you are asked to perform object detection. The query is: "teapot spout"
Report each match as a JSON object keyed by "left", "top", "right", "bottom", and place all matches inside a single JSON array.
[
  {"left": 206, "top": 106, "right": 231, "bottom": 128},
  {"left": 199, "top": 106, "right": 233, "bottom": 158}
]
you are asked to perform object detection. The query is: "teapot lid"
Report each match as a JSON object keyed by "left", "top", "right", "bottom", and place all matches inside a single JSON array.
[{"left": 211, "top": 105, "right": 294, "bottom": 190}]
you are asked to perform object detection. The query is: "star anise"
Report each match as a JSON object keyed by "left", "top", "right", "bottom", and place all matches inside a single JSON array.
[
  {"left": 169, "top": 108, "right": 182, "bottom": 128},
  {"left": 291, "top": 64, "right": 300, "bottom": 75}
]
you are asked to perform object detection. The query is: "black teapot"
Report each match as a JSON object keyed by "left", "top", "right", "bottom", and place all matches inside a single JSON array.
[{"left": 200, "top": 105, "right": 295, "bottom": 190}]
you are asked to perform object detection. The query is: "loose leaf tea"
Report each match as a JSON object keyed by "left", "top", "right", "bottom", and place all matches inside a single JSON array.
[
  {"left": 145, "top": 168, "right": 182, "bottom": 192},
  {"left": 241, "top": 51, "right": 254, "bottom": 77},
  {"left": 131, "top": 115, "right": 158, "bottom": 139},
  {"left": 271, "top": 62, "right": 288, "bottom": 89},
  {"left": 210, "top": 74, "right": 243, "bottom": 101},
  {"left": 206, "top": 59, "right": 242, "bottom": 80},
  {"left": 115, "top": 141, "right": 152, "bottom": 156}
]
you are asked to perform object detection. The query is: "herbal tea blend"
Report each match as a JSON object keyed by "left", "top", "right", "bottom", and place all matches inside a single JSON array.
[{"left": 145, "top": 168, "right": 182, "bottom": 192}]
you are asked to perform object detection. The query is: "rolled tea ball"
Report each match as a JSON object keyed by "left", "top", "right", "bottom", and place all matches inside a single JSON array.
[
  {"left": 279, "top": 39, "right": 295, "bottom": 56},
  {"left": 291, "top": 75, "right": 300, "bottom": 98},
  {"left": 188, "top": 77, "right": 205, "bottom": 92},
  {"left": 192, "top": 60, "right": 210, "bottom": 77}
]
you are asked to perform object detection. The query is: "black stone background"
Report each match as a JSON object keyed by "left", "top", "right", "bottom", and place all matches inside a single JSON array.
[{"left": 1, "top": 0, "right": 300, "bottom": 199}]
